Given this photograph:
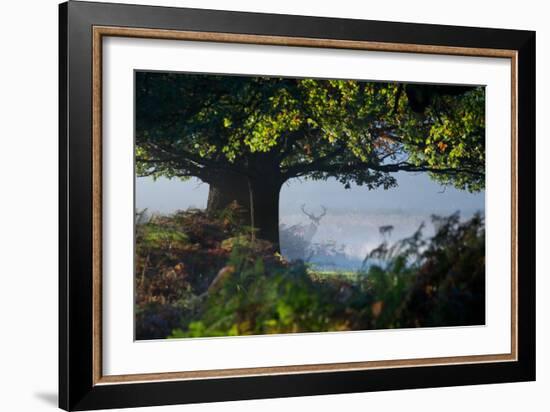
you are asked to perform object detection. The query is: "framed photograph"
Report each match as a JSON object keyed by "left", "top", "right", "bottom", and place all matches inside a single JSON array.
[{"left": 59, "top": 1, "right": 535, "bottom": 410}]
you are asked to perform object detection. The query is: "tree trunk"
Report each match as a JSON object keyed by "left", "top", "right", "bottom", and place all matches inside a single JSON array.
[
  {"left": 206, "top": 171, "right": 251, "bottom": 215},
  {"left": 205, "top": 170, "right": 282, "bottom": 249},
  {"left": 248, "top": 178, "right": 282, "bottom": 249}
]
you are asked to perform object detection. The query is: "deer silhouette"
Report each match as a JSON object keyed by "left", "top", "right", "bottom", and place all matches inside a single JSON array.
[
  {"left": 279, "top": 205, "right": 328, "bottom": 262},
  {"left": 300, "top": 204, "right": 327, "bottom": 244},
  {"left": 379, "top": 225, "right": 394, "bottom": 238}
]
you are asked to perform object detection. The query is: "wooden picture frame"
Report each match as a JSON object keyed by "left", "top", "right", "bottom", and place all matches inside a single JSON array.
[{"left": 59, "top": 1, "right": 535, "bottom": 410}]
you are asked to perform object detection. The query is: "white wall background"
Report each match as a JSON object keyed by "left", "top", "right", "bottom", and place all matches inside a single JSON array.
[{"left": 0, "top": 0, "right": 546, "bottom": 411}]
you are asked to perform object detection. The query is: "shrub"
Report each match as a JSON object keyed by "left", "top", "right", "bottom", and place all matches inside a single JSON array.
[{"left": 136, "top": 208, "right": 485, "bottom": 340}]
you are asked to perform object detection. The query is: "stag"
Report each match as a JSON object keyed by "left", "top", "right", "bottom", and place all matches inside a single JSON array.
[{"left": 300, "top": 204, "right": 327, "bottom": 244}]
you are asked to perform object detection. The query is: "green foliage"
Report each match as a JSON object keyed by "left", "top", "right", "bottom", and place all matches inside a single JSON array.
[
  {"left": 400, "top": 88, "right": 486, "bottom": 191},
  {"left": 360, "top": 212, "right": 485, "bottom": 328},
  {"left": 139, "top": 223, "right": 189, "bottom": 249},
  {"left": 135, "top": 207, "right": 485, "bottom": 339},
  {"left": 135, "top": 207, "right": 242, "bottom": 339},
  {"left": 170, "top": 248, "right": 337, "bottom": 338},
  {"left": 136, "top": 73, "right": 485, "bottom": 191}
]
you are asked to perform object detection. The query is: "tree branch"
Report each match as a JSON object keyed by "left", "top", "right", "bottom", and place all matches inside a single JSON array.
[{"left": 285, "top": 157, "right": 483, "bottom": 180}]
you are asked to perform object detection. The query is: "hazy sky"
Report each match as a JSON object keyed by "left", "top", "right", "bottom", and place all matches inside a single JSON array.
[{"left": 136, "top": 172, "right": 484, "bottom": 216}]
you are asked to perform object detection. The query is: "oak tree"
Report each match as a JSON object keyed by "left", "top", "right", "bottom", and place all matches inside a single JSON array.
[{"left": 136, "top": 72, "right": 484, "bottom": 246}]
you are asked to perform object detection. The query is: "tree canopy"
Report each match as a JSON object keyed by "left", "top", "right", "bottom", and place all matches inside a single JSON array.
[
  {"left": 135, "top": 72, "right": 485, "bottom": 246},
  {"left": 136, "top": 72, "right": 485, "bottom": 192}
]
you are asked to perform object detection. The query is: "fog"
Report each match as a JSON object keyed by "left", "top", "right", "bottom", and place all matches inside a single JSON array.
[{"left": 136, "top": 173, "right": 484, "bottom": 269}]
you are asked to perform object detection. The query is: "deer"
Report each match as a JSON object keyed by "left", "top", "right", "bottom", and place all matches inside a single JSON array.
[
  {"left": 379, "top": 224, "right": 394, "bottom": 238},
  {"left": 300, "top": 204, "right": 327, "bottom": 244}
]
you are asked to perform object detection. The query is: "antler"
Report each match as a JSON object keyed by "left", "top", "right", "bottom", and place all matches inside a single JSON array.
[
  {"left": 301, "top": 204, "right": 328, "bottom": 224},
  {"left": 301, "top": 204, "right": 315, "bottom": 220}
]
